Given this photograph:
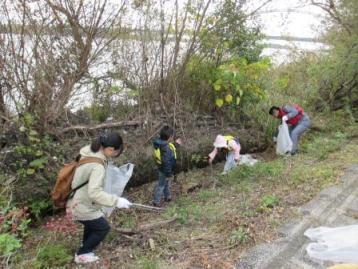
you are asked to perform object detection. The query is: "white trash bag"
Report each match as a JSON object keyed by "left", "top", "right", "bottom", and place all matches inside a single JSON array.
[
  {"left": 276, "top": 121, "right": 293, "bottom": 155},
  {"left": 239, "top": 154, "right": 258, "bottom": 166},
  {"left": 304, "top": 225, "right": 358, "bottom": 263},
  {"left": 103, "top": 163, "right": 134, "bottom": 216}
]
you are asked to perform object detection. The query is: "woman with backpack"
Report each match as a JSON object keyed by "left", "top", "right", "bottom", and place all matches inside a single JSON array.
[{"left": 66, "top": 132, "right": 132, "bottom": 264}]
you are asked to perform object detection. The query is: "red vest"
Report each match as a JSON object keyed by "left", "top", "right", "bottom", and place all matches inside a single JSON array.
[{"left": 278, "top": 105, "right": 304, "bottom": 126}]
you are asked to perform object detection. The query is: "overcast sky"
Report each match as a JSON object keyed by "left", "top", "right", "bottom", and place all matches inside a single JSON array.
[
  {"left": 242, "top": 0, "right": 328, "bottom": 64},
  {"left": 247, "top": 0, "right": 326, "bottom": 37}
]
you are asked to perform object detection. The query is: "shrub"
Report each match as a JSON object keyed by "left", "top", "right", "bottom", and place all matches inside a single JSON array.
[
  {"left": 0, "top": 233, "right": 21, "bottom": 257},
  {"left": 36, "top": 244, "right": 72, "bottom": 268}
]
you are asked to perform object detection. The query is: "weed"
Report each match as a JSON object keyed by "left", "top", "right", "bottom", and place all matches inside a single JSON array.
[
  {"left": 228, "top": 227, "right": 250, "bottom": 245},
  {"left": 196, "top": 189, "right": 217, "bottom": 201},
  {"left": 137, "top": 257, "right": 159, "bottom": 269},
  {"left": 116, "top": 211, "right": 137, "bottom": 229},
  {"left": 269, "top": 216, "right": 281, "bottom": 227},
  {"left": 165, "top": 202, "right": 203, "bottom": 225},
  {"left": 302, "top": 128, "right": 349, "bottom": 161},
  {"left": 191, "top": 153, "right": 205, "bottom": 165},
  {"left": 0, "top": 207, "right": 31, "bottom": 238},
  {"left": 30, "top": 200, "right": 52, "bottom": 221},
  {"left": 0, "top": 233, "right": 21, "bottom": 258},
  {"left": 35, "top": 243, "right": 72, "bottom": 268},
  {"left": 16, "top": 218, "right": 31, "bottom": 238},
  {"left": 242, "top": 210, "right": 256, "bottom": 218},
  {"left": 257, "top": 194, "right": 279, "bottom": 212},
  {"left": 226, "top": 160, "right": 284, "bottom": 184},
  {"left": 260, "top": 194, "right": 279, "bottom": 208}
]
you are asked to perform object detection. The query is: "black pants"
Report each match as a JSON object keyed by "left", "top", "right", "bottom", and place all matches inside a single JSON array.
[{"left": 78, "top": 217, "right": 110, "bottom": 255}]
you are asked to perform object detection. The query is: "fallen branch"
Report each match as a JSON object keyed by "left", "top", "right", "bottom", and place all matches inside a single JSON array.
[
  {"left": 58, "top": 119, "right": 143, "bottom": 134},
  {"left": 0, "top": 115, "right": 11, "bottom": 122},
  {"left": 114, "top": 215, "right": 177, "bottom": 235}
]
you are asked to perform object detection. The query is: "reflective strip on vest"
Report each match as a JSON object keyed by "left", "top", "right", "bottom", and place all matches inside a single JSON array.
[
  {"left": 223, "top": 135, "right": 235, "bottom": 141},
  {"left": 154, "top": 142, "right": 177, "bottom": 165},
  {"left": 223, "top": 135, "right": 236, "bottom": 149}
]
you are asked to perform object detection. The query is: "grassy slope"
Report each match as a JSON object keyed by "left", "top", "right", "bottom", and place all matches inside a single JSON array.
[{"left": 12, "top": 113, "right": 358, "bottom": 269}]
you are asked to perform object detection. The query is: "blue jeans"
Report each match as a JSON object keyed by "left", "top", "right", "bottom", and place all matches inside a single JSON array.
[
  {"left": 78, "top": 217, "right": 110, "bottom": 255},
  {"left": 223, "top": 151, "right": 237, "bottom": 173},
  {"left": 153, "top": 171, "right": 171, "bottom": 204},
  {"left": 290, "top": 115, "right": 311, "bottom": 152}
]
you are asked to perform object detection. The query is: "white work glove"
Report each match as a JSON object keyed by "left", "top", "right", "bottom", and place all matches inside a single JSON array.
[
  {"left": 282, "top": 115, "right": 289, "bottom": 122},
  {"left": 116, "top": 197, "right": 132, "bottom": 209},
  {"left": 273, "top": 137, "right": 277, "bottom": 142}
]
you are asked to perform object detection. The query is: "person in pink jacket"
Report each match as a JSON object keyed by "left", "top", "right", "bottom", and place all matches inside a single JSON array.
[{"left": 208, "top": 135, "right": 241, "bottom": 174}]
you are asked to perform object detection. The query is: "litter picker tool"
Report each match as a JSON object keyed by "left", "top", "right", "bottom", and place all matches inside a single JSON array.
[
  {"left": 210, "top": 163, "right": 217, "bottom": 189},
  {"left": 131, "top": 203, "right": 165, "bottom": 212}
]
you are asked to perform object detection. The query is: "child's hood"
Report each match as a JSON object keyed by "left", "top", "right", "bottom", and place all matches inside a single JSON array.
[{"left": 153, "top": 138, "right": 167, "bottom": 149}]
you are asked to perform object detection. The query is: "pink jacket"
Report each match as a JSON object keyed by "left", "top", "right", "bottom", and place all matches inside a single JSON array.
[{"left": 208, "top": 139, "right": 241, "bottom": 161}]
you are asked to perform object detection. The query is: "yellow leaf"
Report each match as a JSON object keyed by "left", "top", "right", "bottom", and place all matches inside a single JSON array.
[
  {"left": 214, "top": 84, "right": 221, "bottom": 91},
  {"left": 215, "top": 98, "right": 224, "bottom": 107},
  {"left": 213, "top": 79, "right": 222, "bottom": 91},
  {"left": 236, "top": 97, "right": 241, "bottom": 105},
  {"left": 225, "top": 94, "right": 233, "bottom": 103}
]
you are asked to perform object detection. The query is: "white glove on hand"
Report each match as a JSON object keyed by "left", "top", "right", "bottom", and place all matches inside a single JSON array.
[
  {"left": 116, "top": 197, "right": 132, "bottom": 209},
  {"left": 273, "top": 137, "right": 277, "bottom": 142},
  {"left": 282, "top": 115, "right": 288, "bottom": 122}
]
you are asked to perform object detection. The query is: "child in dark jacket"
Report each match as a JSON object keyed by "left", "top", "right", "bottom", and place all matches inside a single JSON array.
[{"left": 152, "top": 126, "right": 181, "bottom": 206}]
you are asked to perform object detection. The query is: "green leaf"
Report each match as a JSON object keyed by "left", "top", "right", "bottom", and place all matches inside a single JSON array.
[
  {"left": 26, "top": 168, "right": 35, "bottom": 175},
  {"left": 0, "top": 233, "right": 22, "bottom": 256},
  {"left": 35, "top": 150, "right": 43, "bottom": 157},
  {"left": 29, "top": 158, "right": 48, "bottom": 169},
  {"left": 29, "top": 130, "right": 38, "bottom": 137},
  {"left": 110, "top": 85, "right": 122, "bottom": 93}
]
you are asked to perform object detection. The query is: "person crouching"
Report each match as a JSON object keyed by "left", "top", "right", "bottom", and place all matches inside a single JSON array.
[{"left": 208, "top": 135, "right": 241, "bottom": 175}]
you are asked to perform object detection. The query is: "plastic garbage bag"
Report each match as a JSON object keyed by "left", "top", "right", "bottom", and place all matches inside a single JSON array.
[
  {"left": 276, "top": 121, "right": 293, "bottom": 155},
  {"left": 304, "top": 225, "right": 358, "bottom": 263},
  {"left": 239, "top": 154, "right": 258, "bottom": 166},
  {"left": 103, "top": 163, "right": 134, "bottom": 216},
  {"left": 328, "top": 264, "right": 358, "bottom": 269}
]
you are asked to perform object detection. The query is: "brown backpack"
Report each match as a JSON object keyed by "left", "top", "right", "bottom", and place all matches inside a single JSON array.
[{"left": 51, "top": 155, "right": 105, "bottom": 208}]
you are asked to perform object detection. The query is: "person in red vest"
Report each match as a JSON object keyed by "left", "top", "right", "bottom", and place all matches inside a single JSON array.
[{"left": 269, "top": 104, "right": 311, "bottom": 155}]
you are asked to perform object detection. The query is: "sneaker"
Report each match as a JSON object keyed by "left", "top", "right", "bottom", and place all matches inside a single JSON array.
[
  {"left": 75, "top": 253, "right": 100, "bottom": 264},
  {"left": 151, "top": 201, "right": 160, "bottom": 207},
  {"left": 164, "top": 197, "right": 172, "bottom": 202}
]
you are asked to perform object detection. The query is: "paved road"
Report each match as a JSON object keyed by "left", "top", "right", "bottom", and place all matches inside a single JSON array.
[{"left": 236, "top": 164, "right": 358, "bottom": 269}]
